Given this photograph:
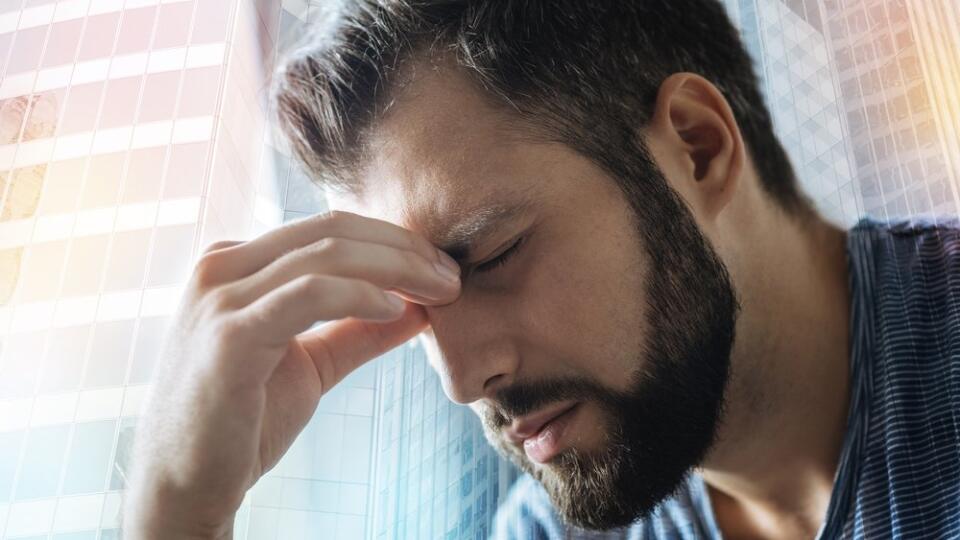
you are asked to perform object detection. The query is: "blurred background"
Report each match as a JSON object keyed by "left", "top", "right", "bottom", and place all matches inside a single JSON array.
[{"left": 0, "top": 0, "right": 956, "bottom": 538}]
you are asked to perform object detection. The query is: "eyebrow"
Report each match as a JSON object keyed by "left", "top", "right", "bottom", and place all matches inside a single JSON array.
[{"left": 432, "top": 196, "right": 534, "bottom": 264}]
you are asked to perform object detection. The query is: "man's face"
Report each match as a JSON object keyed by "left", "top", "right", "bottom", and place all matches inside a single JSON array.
[{"left": 335, "top": 66, "right": 738, "bottom": 530}]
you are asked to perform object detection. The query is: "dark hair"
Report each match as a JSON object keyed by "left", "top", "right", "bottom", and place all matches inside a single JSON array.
[{"left": 274, "top": 0, "right": 810, "bottom": 215}]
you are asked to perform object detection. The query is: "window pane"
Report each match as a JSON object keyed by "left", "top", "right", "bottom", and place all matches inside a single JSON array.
[
  {"left": 78, "top": 12, "right": 120, "bottom": 62},
  {"left": 147, "top": 223, "right": 195, "bottom": 286},
  {"left": 100, "top": 76, "right": 142, "bottom": 129},
  {"left": 102, "top": 229, "right": 151, "bottom": 292},
  {"left": 15, "top": 425, "right": 70, "bottom": 500},
  {"left": 164, "top": 142, "right": 207, "bottom": 198},
  {"left": 128, "top": 316, "right": 170, "bottom": 384},
  {"left": 42, "top": 19, "right": 83, "bottom": 68},
  {"left": 39, "top": 324, "right": 91, "bottom": 394},
  {"left": 38, "top": 157, "right": 85, "bottom": 215},
  {"left": 62, "top": 420, "right": 116, "bottom": 495},
  {"left": 61, "top": 234, "right": 109, "bottom": 297},
  {"left": 139, "top": 70, "right": 180, "bottom": 123},
  {"left": 8, "top": 26, "right": 47, "bottom": 74},
  {"left": 83, "top": 320, "right": 134, "bottom": 389},
  {"left": 116, "top": 7, "right": 156, "bottom": 55},
  {"left": 0, "top": 431, "right": 24, "bottom": 503},
  {"left": 178, "top": 66, "right": 220, "bottom": 117},
  {"left": 154, "top": 1, "right": 194, "bottom": 49},
  {"left": 123, "top": 146, "right": 165, "bottom": 203},
  {"left": 60, "top": 82, "right": 103, "bottom": 135},
  {"left": 81, "top": 152, "right": 124, "bottom": 209}
]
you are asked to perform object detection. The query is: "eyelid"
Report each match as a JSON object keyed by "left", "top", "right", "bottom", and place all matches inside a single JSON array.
[{"left": 474, "top": 235, "right": 524, "bottom": 273}]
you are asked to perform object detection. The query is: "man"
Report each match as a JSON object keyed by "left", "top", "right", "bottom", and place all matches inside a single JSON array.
[{"left": 122, "top": 1, "right": 960, "bottom": 539}]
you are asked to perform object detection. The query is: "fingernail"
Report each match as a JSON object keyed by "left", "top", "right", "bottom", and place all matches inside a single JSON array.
[
  {"left": 385, "top": 293, "right": 406, "bottom": 312},
  {"left": 433, "top": 260, "right": 461, "bottom": 283},
  {"left": 436, "top": 250, "right": 460, "bottom": 276}
]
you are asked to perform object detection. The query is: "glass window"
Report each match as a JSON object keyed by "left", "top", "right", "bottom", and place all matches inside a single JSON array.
[
  {"left": 2, "top": 165, "right": 47, "bottom": 221},
  {"left": 178, "top": 66, "right": 221, "bottom": 117},
  {"left": 127, "top": 316, "right": 171, "bottom": 385},
  {"left": 60, "top": 81, "right": 103, "bottom": 135},
  {"left": 102, "top": 229, "right": 151, "bottom": 292},
  {"left": 0, "top": 331, "right": 45, "bottom": 399},
  {"left": 15, "top": 239, "right": 67, "bottom": 303},
  {"left": 139, "top": 71, "right": 180, "bottom": 123},
  {"left": 0, "top": 430, "right": 24, "bottom": 503},
  {"left": 122, "top": 146, "right": 166, "bottom": 203},
  {"left": 192, "top": 0, "right": 230, "bottom": 44},
  {"left": 164, "top": 142, "right": 207, "bottom": 198},
  {"left": 61, "top": 419, "right": 116, "bottom": 495},
  {"left": 100, "top": 76, "right": 142, "bottom": 129},
  {"left": 61, "top": 234, "right": 109, "bottom": 297},
  {"left": 147, "top": 223, "right": 196, "bottom": 286},
  {"left": 83, "top": 320, "right": 134, "bottom": 389},
  {"left": 38, "top": 157, "right": 85, "bottom": 216},
  {"left": 39, "top": 324, "right": 92, "bottom": 394},
  {"left": 109, "top": 417, "right": 136, "bottom": 490},
  {"left": 22, "top": 92, "right": 59, "bottom": 142},
  {"left": 81, "top": 152, "right": 124, "bottom": 209},
  {"left": 42, "top": 19, "right": 83, "bottom": 68},
  {"left": 0, "top": 32, "right": 13, "bottom": 76},
  {"left": 8, "top": 26, "right": 47, "bottom": 75},
  {"left": 15, "top": 424, "right": 70, "bottom": 500},
  {"left": 154, "top": 1, "right": 194, "bottom": 50},
  {"left": 115, "top": 7, "right": 156, "bottom": 56},
  {"left": 78, "top": 12, "right": 120, "bottom": 62}
]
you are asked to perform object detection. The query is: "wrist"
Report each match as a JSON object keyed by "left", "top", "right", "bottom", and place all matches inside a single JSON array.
[{"left": 122, "top": 484, "right": 235, "bottom": 540}]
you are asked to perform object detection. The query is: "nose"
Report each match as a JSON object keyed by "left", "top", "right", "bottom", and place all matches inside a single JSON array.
[{"left": 420, "top": 308, "right": 519, "bottom": 405}]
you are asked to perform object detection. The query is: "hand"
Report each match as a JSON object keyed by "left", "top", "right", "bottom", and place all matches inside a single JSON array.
[{"left": 121, "top": 211, "right": 461, "bottom": 539}]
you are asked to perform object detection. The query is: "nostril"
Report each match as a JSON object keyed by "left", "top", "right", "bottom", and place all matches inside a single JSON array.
[{"left": 483, "top": 373, "right": 508, "bottom": 394}]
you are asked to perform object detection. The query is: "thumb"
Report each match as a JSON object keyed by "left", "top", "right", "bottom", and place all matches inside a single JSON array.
[{"left": 298, "top": 301, "right": 429, "bottom": 390}]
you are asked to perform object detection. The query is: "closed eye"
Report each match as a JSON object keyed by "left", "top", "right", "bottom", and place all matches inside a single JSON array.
[{"left": 475, "top": 236, "right": 525, "bottom": 273}]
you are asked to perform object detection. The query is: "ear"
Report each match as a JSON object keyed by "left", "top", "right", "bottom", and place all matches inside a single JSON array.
[{"left": 648, "top": 72, "right": 745, "bottom": 222}]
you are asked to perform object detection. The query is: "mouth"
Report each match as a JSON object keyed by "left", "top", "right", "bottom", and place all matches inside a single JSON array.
[{"left": 505, "top": 401, "right": 581, "bottom": 464}]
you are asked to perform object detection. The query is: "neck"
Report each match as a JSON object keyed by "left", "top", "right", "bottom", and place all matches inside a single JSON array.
[{"left": 700, "top": 211, "right": 852, "bottom": 538}]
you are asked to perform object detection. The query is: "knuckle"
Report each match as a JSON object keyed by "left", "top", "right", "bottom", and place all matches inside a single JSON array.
[
  {"left": 192, "top": 252, "right": 226, "bottom": 287},
  {"left": 314, "top": 237, "right": 349, "bottom": 259},
  {"left": 202, "top": 288, "right": 237, "bottom": 315},
  {"left": 320, "top": 209, "right": 351, "bottom": 227},
  {"left": 208, "top": 314, "right": 247, "bottom": 350},
  {"left": 297, "top": 274, "right": 331, "bottom": 296},
  {"left": 201, "top": 240, "right": 240, "bottom": 255}
]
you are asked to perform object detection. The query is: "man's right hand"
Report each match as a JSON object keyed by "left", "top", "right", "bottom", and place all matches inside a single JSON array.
[{"left": 121, "top": 210, "right": 461, "bottom": 539}]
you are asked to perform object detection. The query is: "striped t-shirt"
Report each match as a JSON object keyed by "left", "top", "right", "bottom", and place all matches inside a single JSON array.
[{"left": 491, "top": 217, "right": 960, "bottom": 539}]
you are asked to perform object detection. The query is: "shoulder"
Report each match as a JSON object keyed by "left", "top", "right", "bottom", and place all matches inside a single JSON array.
[{"left": 849, "top": 215, "right": 960, "bottom": 314}]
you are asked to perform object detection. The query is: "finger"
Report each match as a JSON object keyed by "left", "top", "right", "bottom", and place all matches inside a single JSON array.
[
  {"left": 200, "top": 240, "right": 245, "bottom": 255},
  {"left": 231, "top": 274, "right": 407, "bottom": 369},
  {"left": 298, "top": 302, "right": 429, "bottom": 390},
  {"left": 222, "top": 237, "right": 460, "bottom": 309},
  {"left": 213, "top": 211, "right": 453, "bottom": 282}
]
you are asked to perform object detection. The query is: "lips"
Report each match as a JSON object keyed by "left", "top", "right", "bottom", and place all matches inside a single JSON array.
[{"left": 505, "top": 401, "right": 579, "bottom": 445}]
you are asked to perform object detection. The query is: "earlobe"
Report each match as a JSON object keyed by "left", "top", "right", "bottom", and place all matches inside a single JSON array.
[{"left": 651, "top": 72, "right": 744, "bottom": 220}]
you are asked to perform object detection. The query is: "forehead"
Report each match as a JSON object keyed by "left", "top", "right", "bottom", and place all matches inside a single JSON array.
[{"left": 333, "top": 61, "right": 543, "bottom": 239}]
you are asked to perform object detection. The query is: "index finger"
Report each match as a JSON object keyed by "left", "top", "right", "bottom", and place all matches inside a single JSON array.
[{"left": 213, "top": 211, "right": 450, "bottom": 282}]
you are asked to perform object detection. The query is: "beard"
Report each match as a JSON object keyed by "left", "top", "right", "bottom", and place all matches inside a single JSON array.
[{"left": 480, "top": 154, "right": 741, "bottom": 531}]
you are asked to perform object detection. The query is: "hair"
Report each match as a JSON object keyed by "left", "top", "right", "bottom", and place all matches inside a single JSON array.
[{"left": 273, "top": 0, "right": 811, "bottom": 216}]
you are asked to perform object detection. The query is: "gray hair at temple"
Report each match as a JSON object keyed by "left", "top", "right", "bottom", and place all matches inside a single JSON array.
[{"left": 272, "top": 0, "right": 811, "bottom": 216}]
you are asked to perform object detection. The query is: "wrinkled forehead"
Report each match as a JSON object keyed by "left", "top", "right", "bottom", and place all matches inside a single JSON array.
[{"left": 326, "top": 62, "right": 539, "bottom": 249}]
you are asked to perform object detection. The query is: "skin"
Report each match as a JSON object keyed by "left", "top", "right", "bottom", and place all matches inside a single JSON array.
[{"left": 123, "top": 63, "right": 851, "bottom": 539}]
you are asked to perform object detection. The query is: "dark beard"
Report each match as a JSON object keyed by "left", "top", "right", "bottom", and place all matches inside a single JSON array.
[{"left": 482, "top": 158, "right": 740, "bottom": 531}]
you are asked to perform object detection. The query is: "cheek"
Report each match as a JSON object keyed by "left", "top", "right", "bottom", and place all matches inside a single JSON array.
[{"left": 518, "top": 245, "right": 650, "bottom": 387}]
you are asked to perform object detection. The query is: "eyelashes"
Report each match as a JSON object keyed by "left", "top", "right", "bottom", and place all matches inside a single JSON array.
[{"left": 475, "top": 236, "right": 525, "bottom": 273}]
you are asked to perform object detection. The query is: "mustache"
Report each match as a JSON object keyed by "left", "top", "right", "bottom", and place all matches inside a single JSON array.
[{"left": 483, "top": 375, "right": 623, "bottom": 430}]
